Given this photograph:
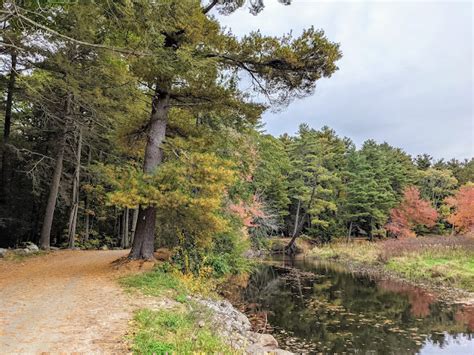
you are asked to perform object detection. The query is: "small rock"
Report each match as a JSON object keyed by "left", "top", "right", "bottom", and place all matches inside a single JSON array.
[
  {"left": 24, "top": 242, "right": 39, "bottom": 252},
  {"left": 255, "top": 333, "right": 279, "bottom": 349},
  {"left": 198, "top": 320, "right": 205, "bottom": 328},
  {"left": 273, "top": 349, "right": 293, "bottom": 355},
  {"left": 100, "top": 245, "right": 109, "bottom": 250},
  {"left": 246, "top": 343, "right": 267, "bottom": 354},
  {"left": 0, "top": 248, "right": 7, "bottom": 258}
]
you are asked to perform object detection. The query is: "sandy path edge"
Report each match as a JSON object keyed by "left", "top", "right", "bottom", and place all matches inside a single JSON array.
[{"left": 0, "top": 250, "right": 142, "bottom": 354}]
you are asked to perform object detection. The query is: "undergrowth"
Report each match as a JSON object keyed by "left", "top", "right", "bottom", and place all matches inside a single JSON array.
[{"left": 120, "top": 263, "right": 219, "bottom": 300}]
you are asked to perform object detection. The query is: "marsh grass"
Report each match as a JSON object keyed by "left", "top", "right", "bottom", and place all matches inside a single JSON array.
[
  {"left": 386, "top": 249, "right": 474, "bottom": 292},
  {"left": 310, "top": 240, "right": 381, "bottom": 263},
  {"left": 310, "top": 235, "right": 474, "bottom": 292}
]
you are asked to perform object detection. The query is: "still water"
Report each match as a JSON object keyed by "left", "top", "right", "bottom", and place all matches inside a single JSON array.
[{"left": 236, "top": 257, "right": 474, "bottom": 354}]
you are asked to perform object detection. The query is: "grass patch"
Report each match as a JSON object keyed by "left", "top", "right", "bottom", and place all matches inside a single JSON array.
[
  {"left": 2, "top": 250, "right": 48, "bottom": 262},
  {"left": 386, "top": 250, "right": 474, "bottom": 292},
  {"left": 120, "top": 268, "right": 184, "bottom": 297},
  {"left": 122, "top": 265, "right": 236, "bottom": 353},
  {"left": 131, "top": 308, "right": 233, "bottom": 354},
  {"left": 310, "top": 235, "right": 474, "bottom": 293},
  {"left": 120, "top": 264, "right": 219, "bottom": 299},
  {"left": 310, "top": 241, "right": 381, "bottom": 264}
]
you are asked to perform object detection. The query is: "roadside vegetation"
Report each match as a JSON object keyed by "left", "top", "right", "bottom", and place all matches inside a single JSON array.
[
  {"left": 121, "top": 264, "right": 235, "bottom": 353},
  {"left": 131, "top": 307, "right": 232, "bottom": 354},
  {"left": 311, "top": 235, "right": 474, "bottom": 292},
  {"left": 120, "top": 263, "right": 219, "bottom": 300},
  {"left": 0, "top": 242, "right": 48, "bottom": 262}
]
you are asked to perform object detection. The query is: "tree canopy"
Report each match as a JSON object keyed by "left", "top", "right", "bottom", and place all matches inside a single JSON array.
[{"left": 0, "top": 0, "right": 472, "bottom": 268}]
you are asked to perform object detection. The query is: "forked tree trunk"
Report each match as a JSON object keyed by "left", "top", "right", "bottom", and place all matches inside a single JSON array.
[
  {"left": 292, "top": 199, "right": 301, "bottom": 238},
  {"left": 1, "top": 52, "right": 17, "bottom": 204},
  {"left": 39, "top": 95, "right": 72, "bottom": 249},
  {"left": 129, "top": 89, "right": 170, "bottom": 260},
  {"left": 285, "top": 184, "right": 316, "bottom": 254},
  {"left": 67, "top": 127, "right": 82, "bottom": 248},
  {"left": 286, "top": 185, "right": 317, "bottom": 253}
]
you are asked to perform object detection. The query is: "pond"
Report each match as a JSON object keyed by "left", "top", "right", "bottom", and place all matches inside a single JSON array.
[{"left": 230, "top": 257, "right": 474, "bottom": 354}]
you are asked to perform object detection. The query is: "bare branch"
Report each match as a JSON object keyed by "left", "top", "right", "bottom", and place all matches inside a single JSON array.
[{"left": 202, "top": 0, "right": 219, "bottom": 14}]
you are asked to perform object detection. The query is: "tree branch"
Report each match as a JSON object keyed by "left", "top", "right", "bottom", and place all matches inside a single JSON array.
[
  {"left": 9, "top": 5, "right": 150, "bottom": 56},
  {"left": 202, "top": 0, "right": 219, "bottom": 14}
]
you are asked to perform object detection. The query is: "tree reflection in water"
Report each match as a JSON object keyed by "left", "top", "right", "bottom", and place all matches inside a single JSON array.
[{"left": 234, "top": 257, "right": 474, "bottom": 354}]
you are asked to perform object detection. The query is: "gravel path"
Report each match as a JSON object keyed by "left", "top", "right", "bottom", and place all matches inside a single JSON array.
[{"left": 0, "top": 250, "right": 135, "bottom": 354}]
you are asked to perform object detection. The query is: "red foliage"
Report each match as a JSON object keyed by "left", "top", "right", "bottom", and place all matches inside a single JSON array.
[
  {"left": 229, "top": 195, "right": 266, "bottom": 227},
  {"left": 378, "top": 280, "right": 435, "bottom": 317},
  {"left": 385, "top": 186, "right": 438, "bottom": 238},
  {"left": 455, "top": 305, "right": 474, "bottom": 332},
  {"left": 445, "top": 185, "right": 474, "bottom": 234}
]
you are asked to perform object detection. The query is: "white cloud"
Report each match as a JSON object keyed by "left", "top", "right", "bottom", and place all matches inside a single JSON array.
[{"left": 217, "top": 0, "right": 473, "bottom": 160}]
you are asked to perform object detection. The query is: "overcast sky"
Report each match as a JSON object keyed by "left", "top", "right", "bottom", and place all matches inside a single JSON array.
[{"left": 217, "top": 0, "right": 473, "bottom": 160}]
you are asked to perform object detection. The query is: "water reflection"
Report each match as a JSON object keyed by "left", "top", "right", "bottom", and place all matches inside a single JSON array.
[{"left": 234, "top": 257, "right": 474, "bottom": 354}]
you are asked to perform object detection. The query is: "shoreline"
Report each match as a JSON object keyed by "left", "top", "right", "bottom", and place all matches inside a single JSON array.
[{"left": 298, "top": 253, "right": 474, "bottom": 305}]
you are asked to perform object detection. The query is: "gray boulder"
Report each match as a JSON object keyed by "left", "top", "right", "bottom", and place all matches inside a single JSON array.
[
  {"left": 24, "top": 242, "right": 39, "bottom": 252},
  {"left": 0, "top": 248, "right": 8, "bottom": 258}
]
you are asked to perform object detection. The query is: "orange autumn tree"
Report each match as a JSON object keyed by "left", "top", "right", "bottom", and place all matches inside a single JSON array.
[
  {"left": 386, "top": 186, "right": 438, "bottom": 238},
  {"left": 229, "top": 195, "right": 267, "bottom": 228},
  {"left": 445, "top": 184, "right": 474, "bottom": 234}
]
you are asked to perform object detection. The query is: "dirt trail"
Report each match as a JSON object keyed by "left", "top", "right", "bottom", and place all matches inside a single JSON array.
[{"left": 0, "top": 250, "right": 146, "bottom": 354}]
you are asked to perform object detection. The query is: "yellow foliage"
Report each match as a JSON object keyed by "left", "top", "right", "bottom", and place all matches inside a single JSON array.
[{"left": 99, "top": 151, "right": 236, "bottom": 249}]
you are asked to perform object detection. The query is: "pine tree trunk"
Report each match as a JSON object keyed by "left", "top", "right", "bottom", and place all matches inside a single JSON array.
[
  {"left": 114, "top": 209, "right": 120, "bottom": 239},
  {"left": 347, "top": 221, "right": 353, "bottom": 242},
  {"left": 39, "top": 94, "right": 72, "bottom": 249},
  {"left": 292, "top": 199, "right": 301, "bottom": 238},
  {"left": 67, "top": 127, "right": 82, "bottom": 248},
  {"left": 129, "top": 88, "right": 170, "bottom": 260},
  {"left": 130, "top": 207, "right": 139, "bottom": 245},
  {"left": 84, "top": 145, "right": 92, "bottom": 241},
  {"left": 0, "top": 52, "right": 17, "bottom": 204},
  {"left": 287, "top": 184, "right": 317, "bottom": 252},
  {"left": 39, "top": 130, "right": 67, "bottom": 249},
  {"left": 124, "top": 207, "right": 130, "bottom": 247},
  {"left": 129, "top": 206, "right": 157, "bottom": 259},
  {"left": 368, "top": 218, "right": 373, "bottom": 241},
  {"left": 120, "top": 210, "right": 125, "bottom": 248},
  {"left": 121, "top": 207, "right": 130, "bottom": 248}
]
